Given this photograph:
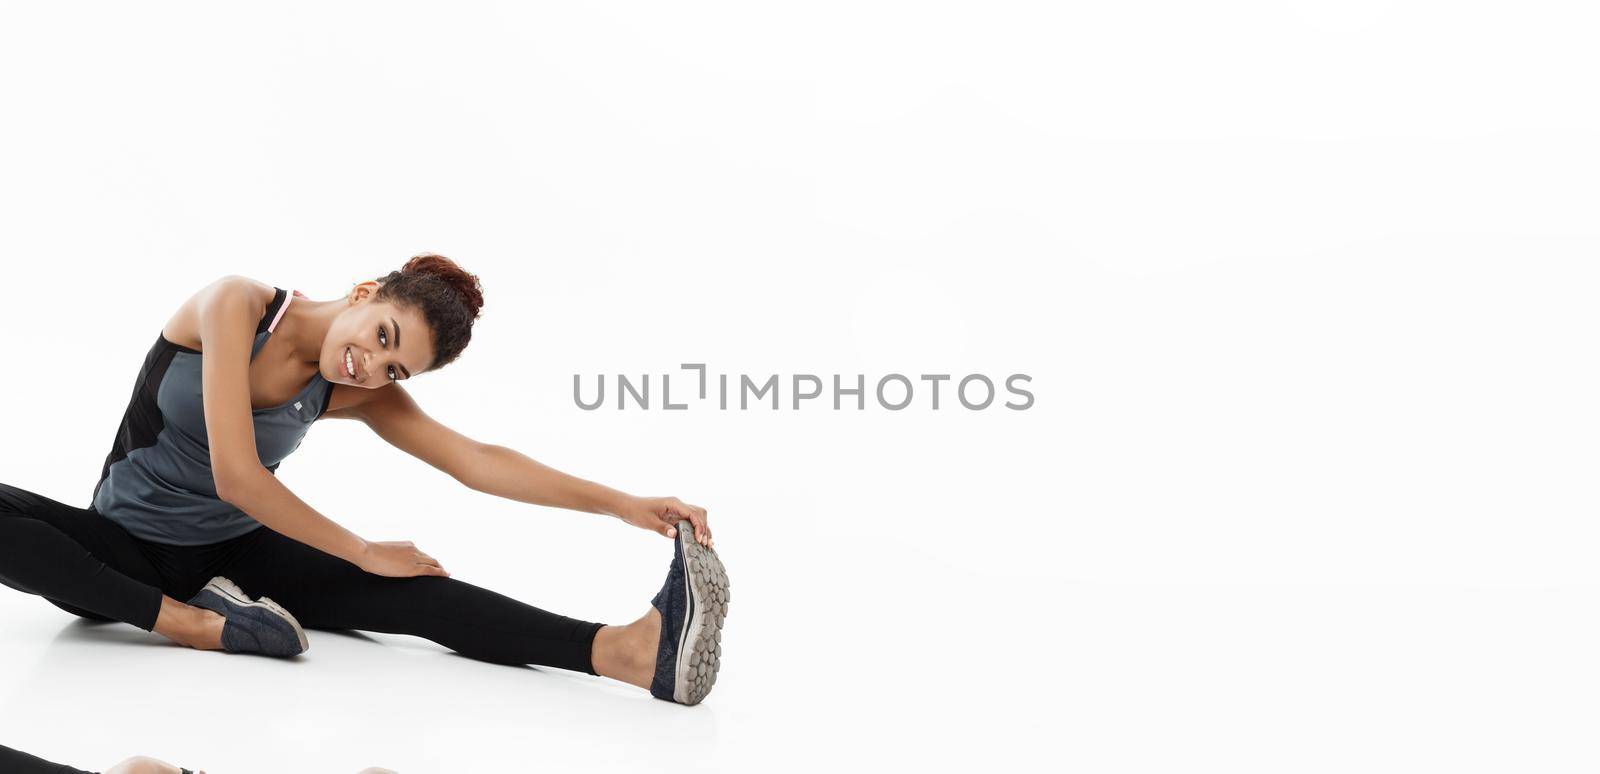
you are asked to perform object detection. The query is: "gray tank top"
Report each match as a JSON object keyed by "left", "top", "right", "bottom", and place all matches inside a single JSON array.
[{"left": 92, "top": 287, "right": 335, "bottom": 545}]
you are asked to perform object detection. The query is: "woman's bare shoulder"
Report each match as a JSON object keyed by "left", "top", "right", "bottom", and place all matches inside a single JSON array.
[{"left": 160, "top": 275, "right": 276, "bottom": 351}]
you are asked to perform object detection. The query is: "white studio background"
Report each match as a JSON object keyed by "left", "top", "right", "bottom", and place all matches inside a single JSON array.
[{"left": 0, "top": 2, "right": 1596, "bottom": 772}]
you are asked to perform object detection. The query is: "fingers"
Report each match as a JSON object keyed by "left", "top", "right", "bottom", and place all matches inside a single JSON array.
[
  {"left": 687, "top": 503, "right": 711, "bottom": 547},
  {"left": 646, "top": 497, "right": 714, "bottom": 548},
  {"left": 405, "top": 545, "right": 448, "bottom": 576},
  {"left": 690, "top": 510, "right": 709, "bottom": 547},
  {"left": 668, "top": 498, "right": 713, "bottom": 549},
  {"left": 416, "top": 551, "right": 447, "bottom": 576},
  {"left": 414, "top": 561, "right": 449, "bottom": 578}
]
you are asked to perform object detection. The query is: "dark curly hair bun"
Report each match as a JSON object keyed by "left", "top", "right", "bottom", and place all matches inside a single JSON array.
[{"left": 376, "top": 253, "right": 484, "bottom": 371}]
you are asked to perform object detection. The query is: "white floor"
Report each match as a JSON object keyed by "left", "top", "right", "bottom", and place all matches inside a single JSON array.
[{"left": 5, "top": 573, "right": 1599, "bottom": 772}]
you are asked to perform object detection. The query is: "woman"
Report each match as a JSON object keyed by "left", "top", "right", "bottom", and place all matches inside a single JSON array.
[{"left": 0, "top": 255, "right": 729, "bottom": 706}]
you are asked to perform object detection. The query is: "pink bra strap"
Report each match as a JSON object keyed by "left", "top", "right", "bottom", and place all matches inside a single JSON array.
[{"left": 267, "top": 289, "right": 298, "bottom": 333}]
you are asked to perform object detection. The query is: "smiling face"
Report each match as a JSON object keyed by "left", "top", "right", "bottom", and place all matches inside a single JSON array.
[{"left": 318, "top": 282, "right": 436, "bottom": 388}]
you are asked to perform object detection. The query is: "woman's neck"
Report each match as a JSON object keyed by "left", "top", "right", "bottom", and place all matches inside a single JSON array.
[{"left": 275, "top": 295, "right": 346, "bottom": 366}]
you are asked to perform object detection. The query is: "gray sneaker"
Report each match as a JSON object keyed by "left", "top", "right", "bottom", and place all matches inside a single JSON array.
[
  {"left": 649, "top": 521, "right": 730, "bottom": 705},
  {"left": 186, "top": 576, "right": 309, "bottom": 657}
]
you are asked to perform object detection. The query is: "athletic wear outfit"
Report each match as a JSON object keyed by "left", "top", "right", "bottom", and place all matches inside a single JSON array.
[
  {"left": 93, "top": 287, "right": 329, "bottom": 546},
  {"left": 0, "top": 288, "right": 603, "bottom": 673}
]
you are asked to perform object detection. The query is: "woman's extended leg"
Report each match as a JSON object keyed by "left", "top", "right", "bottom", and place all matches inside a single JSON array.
[
  {"left": 215, "top": 525, "right": 649, "bottom": 678},
  {"left": 0, "top": 482, "right": 223, "bottom": 649}
]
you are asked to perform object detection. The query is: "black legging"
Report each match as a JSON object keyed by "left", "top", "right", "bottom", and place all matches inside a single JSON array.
[
  {"left": 0, "top": 745, "right": 195, "bottom": 774},
  {"left": 0, "top": 482, "right": 605, "bottom": 674},
  {"left": 0, "top": 744, "right": 93, "bottom": 774}
]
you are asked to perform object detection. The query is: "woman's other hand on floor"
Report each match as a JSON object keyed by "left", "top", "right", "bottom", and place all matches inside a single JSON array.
[
  {"left": 619, "top": 496, "right": 713, "bottom": 548},
  {"left": 356, "top": 539, "right": 451, "bottom": 578}
]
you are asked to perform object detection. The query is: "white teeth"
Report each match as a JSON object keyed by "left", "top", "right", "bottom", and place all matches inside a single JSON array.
[{"left": 345, "top": 349, "right": 355, "bottom": 378}]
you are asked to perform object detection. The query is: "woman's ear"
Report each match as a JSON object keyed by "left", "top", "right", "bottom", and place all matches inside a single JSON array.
[{"left": 348, "top": 279, "right": 382, "bottom": 304}]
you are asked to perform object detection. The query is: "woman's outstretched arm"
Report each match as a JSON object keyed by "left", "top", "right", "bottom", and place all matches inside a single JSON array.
[
  {"left": 334, "top": 380, "right": 714, "bottom": 547},
  {"left": 470, "top": 443, "right": 713, "bottom": 546}
]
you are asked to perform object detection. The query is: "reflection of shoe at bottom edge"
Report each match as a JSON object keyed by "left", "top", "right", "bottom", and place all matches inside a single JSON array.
[
  {"left": 185, "top": 576, "right": 309, "bottom": 657},
  {"left": 649, "top": 521, "right": 730, "bottom": 706}
]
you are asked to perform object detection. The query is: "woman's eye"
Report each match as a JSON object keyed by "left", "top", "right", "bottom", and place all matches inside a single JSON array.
[
  {"left": 387, "top": 365, "right": 398, "bottom": 381},
  {"left": 378, "top": 326, "right": 388, "bottom": 346}
]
